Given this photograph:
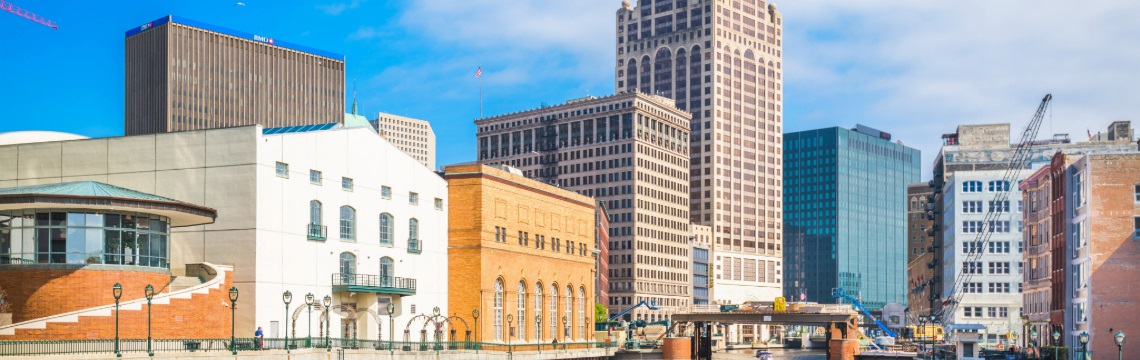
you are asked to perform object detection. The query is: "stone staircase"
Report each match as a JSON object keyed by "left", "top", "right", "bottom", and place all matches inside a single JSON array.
[{"left": 168, "top": 275, "right": 203, "bottom": 291}]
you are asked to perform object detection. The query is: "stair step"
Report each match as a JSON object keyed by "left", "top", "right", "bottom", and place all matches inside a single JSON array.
[{"left": 169, "top": 276, "right": 203, "bottom": 291}]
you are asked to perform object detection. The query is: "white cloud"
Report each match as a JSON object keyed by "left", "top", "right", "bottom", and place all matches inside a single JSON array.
[
  {"left": 779, "top": 0, "right": 1140, "bottom": 176},
  {"left": 318, "top": 0, "right": 365, "bottom": 16}
]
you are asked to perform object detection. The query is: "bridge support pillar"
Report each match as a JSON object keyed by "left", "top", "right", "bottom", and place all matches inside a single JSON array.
[{"left": 825, "top": 318, "right": 860, "bottom": 360}]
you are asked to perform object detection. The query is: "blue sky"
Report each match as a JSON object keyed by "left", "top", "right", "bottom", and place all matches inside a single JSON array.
[{"left": 3, "top": 0, "right": 1139, "bottom": 177}]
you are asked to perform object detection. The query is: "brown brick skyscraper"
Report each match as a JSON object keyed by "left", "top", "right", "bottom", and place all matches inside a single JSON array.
[{"left": 124, "top": 15, "right": 345, "bottom": 135}]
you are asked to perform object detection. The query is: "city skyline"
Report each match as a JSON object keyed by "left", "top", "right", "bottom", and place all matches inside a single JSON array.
[{"left": 3, "top": 1, "right": 1138, "bottom": 177}]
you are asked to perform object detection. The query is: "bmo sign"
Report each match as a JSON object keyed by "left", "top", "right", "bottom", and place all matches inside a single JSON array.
[{"left": 253, "top": 35, "right": 275, "bottom": 45}]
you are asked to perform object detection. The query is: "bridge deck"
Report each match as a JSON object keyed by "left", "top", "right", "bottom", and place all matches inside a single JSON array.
[{"left": 672, "top": 311, "right": 856, "bottom": 325}]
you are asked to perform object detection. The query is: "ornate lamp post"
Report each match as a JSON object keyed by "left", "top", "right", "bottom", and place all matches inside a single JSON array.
[
  {"left": 472, "top": 309, "right": 481, "bottom": 342},
  {"left": 1114, "top": 331, "right": 1126, "bottom": 360},
  {"left": 507, "top": 314, "right": 514, "bottom": 354},
  {"left": 562, "top": 315, "right": 569, "bottom": 346},
  {"left": 144, "top": 284, "right": 155, "bottom": 357},
  {"left": 1053, "top": 331, "right": 1061, "bottom": 360},
  {"left": 305, "top": 293, "right": 314, "bottom": 347},
  {"left": 112, "top": 283, "right": 122, "bottom": 358},
  {"left": 229, "top": 287, "right": 239, "bottom": 355},
  {"left": 323, "top": 295, "right": 332, "bottom": 352},
  {"left": 282, "top": 291, "right": 292, "bottom": 353},
  {"left": 387, "top": 302, "right": 396, "bottom": 353},
  {"left": 1079, "top": 332, "right": 1089, "bottom": 360}
]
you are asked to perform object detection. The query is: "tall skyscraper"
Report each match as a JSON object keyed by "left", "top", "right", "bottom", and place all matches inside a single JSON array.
[
  {"left": 125, "top": 15, "right": 345, "bottom": 135},
  {"left": 370, "top": 112, "right": 437, "bottom": 170},
  {"left": 783, "top": 125, "right": 920, "bottom": 310},
  {"left": 475, "top": 92, "right": 692, "bottom": 321},
  {"left": 616, "top": 0, "right": 785, "bottom": 303}
]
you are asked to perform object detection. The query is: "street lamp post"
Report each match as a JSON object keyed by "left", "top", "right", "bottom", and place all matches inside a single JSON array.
[
  {"left": 112, "top": 283, "right": 122, "bottom": 358},
  {"left": 562, "top": 315, "right": 569, "bottom": 348},
  {"left": 305, "top": 293, "right": 314, "bottom": 348},
  {"left": 229, "top": 287, "right": 239, "bottom": 355},
  {"left": 1114, "top": 331, "right": 1126, "bottom": 360},
  {"left": 283, "top": 291, "right": 292, "bottom": 353},
  {"left": 1079, "top": 332, "right": 1089, "bottom": 360},
  {"left": 387, "top": 302, "right": 396, "bottom": 354},
  {"left": 144, "top": 284, "right": 155, "bottom": 357},
  {"left": 473, "top": 309, "right": 481, "bottom": 342},
  {"left": 323, "top": 295, "right": 332, "bottom": 352},
  {"left": 1053, "top": 331, "right": 1061, "bottom": 360},
  {"left": 507, "top": 314, "right": 514, "bottom": 354}
]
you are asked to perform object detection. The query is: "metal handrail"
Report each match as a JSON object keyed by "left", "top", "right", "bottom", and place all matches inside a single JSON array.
[
  {"left": 307, "top": 224, "right": 327, "bottom": 240},
  {"left": 408, "top": 238, "right": 422, "bottom": 252},
  {"left": 330, "top": 273, "right": 416, "bottom": 291},
  {"left": 0, "top": 338, "right": 618, "bottom": 357}
]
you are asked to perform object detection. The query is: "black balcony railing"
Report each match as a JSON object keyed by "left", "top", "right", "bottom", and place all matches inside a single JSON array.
[
  {"left": 408, "top": 238, "right": 422, "bottom": 253},
  {"left": 331, "top": 273, "right": 416, "bottom": 293},
  {"left": 307, "top": 224, "right": 327, "bottom": 241}
]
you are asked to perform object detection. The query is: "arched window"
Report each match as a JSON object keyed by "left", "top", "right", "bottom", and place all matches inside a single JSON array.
[
  {"left": 339, "top": 206, "right": 355, "bottom": 240},
  {"left": 550, "top": 284, "right": 558, "bottom": 339},
  {"left": 380, "top": 257, "right": 394, "bottom": 287},
  {"left": 379, "top": 213, "right": 394, "bottom": 246},
  {"left": 517, "top": 281, "right": 527, "bottom": 341},
  {"left": 565, "top": 286, "right": 573, "bottom": 339},
  {"left": 534, "top": 282, "right": 544, "bottom": 340},
  {"left": 578, "top": 287, "right": 586, "bottom": 339},
  {"left": 494, "top": 279, "right": 504, "bottom": 341},
  {"left": 339, "top": 252, "right": 355, "bottom": 284},
  {"left": 963, "top": 180, "right": 983, "bottom": 193},
  {"left": 310, "top": 200, "right": 322, "bottom": 225}
]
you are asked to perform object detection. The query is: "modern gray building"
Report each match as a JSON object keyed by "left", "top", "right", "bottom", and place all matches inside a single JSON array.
[
  {"left": 124, "top": 15, "right": 345, "bottom": 135},
  {"left": 783, "top": 125, "right": 920, "bottom": 310}
]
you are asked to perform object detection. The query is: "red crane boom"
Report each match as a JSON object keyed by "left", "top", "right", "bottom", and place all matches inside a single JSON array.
[{"left": 1, "top": 0, "right": 58, "bottom": 30}]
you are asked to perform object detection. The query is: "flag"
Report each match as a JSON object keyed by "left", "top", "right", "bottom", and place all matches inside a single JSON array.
[
  {"left": 799, "top": 290, "right": 806, "bottom": 301},
  {"left": 1088, "top": 129, "right": 1093, "bottom": 140},
  {"left": 475, "top": 67, "right": 482, "bottom": 78}
]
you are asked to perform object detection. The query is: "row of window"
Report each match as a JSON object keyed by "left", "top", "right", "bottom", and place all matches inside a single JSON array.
[
  {"left": 492, "top": 227, "right": 592, "bottom": 257},
  {"left": 961, "top": 261, "right": 1018, "bottom": 275},
  {"left": 310, "top": 200, "right": 419, "bottom": 246},
  {"left": 962, "top": 306, "right": 1011, "bottom": 318},
  {"left": 961, "top": 180, "right": 1011, "bottom": 193},
  {"left": 961, "top": 201, "right": 1016, "bottom": 214},
  {"left": 492, "top": 279, "right": 587, "bottom": 342},
  {"left": 961, "top": 241, "right": 1019, "bottom": 254},
  {"left": 278, "top": 162, "right": 444, "bottom": 209},
  {"left": 959, "top": 282, "right": 1018, "bottom": 293},
  {"left": 961, "top": 221, "right": 1014, "bottom": 234}
]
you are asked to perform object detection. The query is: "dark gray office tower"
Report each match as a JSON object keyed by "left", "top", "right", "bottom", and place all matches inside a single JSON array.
[
  {"left": 124, "top": 15, "right": 345, "bottom": 135},
  {"left": 783, "top": 125, "right": 920, "bottom": 310}
]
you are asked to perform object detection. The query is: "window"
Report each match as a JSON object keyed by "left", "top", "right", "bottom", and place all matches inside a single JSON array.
[
  {"left": 962, "top": 201, "right": 983, "bottom": 214},
  {"left": 578, "top": 287, "right": 586, "bottom": 339},
  {"left": 988, "top": 221, "right": 1011, "bottom": 233},
  {"left": 963, "top": 261, "right": 983, "bottom": 274},
  {"left": 1134, "top": 216, "right": 1140, "bottom": 238},
  {"left": 988, "top": 282, "right": 1010, "bottom": 293},
  {"left": 276, "top": 162, "right": 289, "bottom": 178},
  {"left": 550, "top": 284, "right": 558, "bottom": 339},
  {"left": 310, "top": 170, "right": 321, "bottom": 184},
  {"left": 962, "top": 221, "right": 983, "bottom": 233},
  {"left": 409, "top": 218, "right": 419, "bottom": 241},
  {"left": 409, "top": 192, "right": 419, "bottom": 205},
  {"left": 517, "top": 281, "right": 527, "bottom": 341},
  {"left": 339, "top": 206, "right": 356, "bottom": 240},
  {"left": 380, "top": 257, "right": 394, "bottom": 286},
  {"left": 381, "top": 186, "right": 392, "bottom": 199},
  {"left": 988, "top": 307, "right": 998, "bottom": 318},
  {"left": 494, "top": 227, "right": 506, "bottom": 242},
  {"left": 310, "top": 200, "right": 322, "bottom": 225},
  {"left": 1135, "top": 185, "right": 1140, "bottom": 202},
  {"left": 565, "top": 286, "right": 573, "bottom": 339},
  {"left": 962, "top": 181, "right": 983, "bottom": 193},
  {"left": 535, "top": 283, "right": 544, "bottom": 340},
  {"left": 963, "top": 241, "right": 983, "bottom": 254},
  {"left": 379, "top": 213, "right": 394, "bottom": 246},
  {"left": 988, "top": 241, "right": 1010, "bottom": 253},
  {"left": 988, "top": 201, "right": 1010, "bottom": 213},
  {"left": 435, "top": 198, "right": 443, "bottom": 210},
  {"left": 963, "top": 282, "right": 982, "bottom": 293},
  {"left": 494, "top": 279, "right": 504, "bottom": 341},
  {"left": 342, "top": 177, "right": 354, "bottom": 191},
  {"left": 988, "top": 262, "right": 1010, "bottom": 274},
  {"left": 339, "top": 252, "right": 356, "bottom": 276},
  {"left": 999, "top": 308, "right": 1009, "bottom": 317},
  {"left": 988, "top": 180, "right": 1010, "bottom": 192}
]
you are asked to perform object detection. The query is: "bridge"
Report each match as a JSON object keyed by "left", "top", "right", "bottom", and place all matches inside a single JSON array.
[{"left": 654, "top": 309, "right": 864, "bottom": 360}]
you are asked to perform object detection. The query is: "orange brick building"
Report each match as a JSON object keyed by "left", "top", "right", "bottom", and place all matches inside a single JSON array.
[{"left": 444, "top": 164, "right": 596, "bottom": 344}]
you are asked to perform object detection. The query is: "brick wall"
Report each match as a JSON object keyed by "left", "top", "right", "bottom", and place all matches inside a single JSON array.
[
  {"left": 0, "top": 268, "right": 232, "bottom": 340},
  {"left": 1084, "top": 153, "right": 1140, "bottom": 357},
  {"left": 0, "top": 267, "right": 171, "bottom": 323}
]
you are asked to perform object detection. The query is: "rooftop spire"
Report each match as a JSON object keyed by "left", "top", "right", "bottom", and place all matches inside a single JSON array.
[{"left": 351, "top": 78, "right": 358, "bottom": 115}]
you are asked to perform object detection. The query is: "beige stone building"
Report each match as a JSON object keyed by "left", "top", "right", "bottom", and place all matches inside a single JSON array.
[
  {"left": 616, "top": 0, "right": 785, "bottom": 303},
  {"left": 444, "top": 164, "right": 596, "bottom": 344},
  {"left": 474, "top": 92, "right": 691, "bottom": 322},
  {"left": 125, "top": 15, "right": 345, "bottom": 135},
  {"left": 370, "top": 113, "right": 436, "bottom": 170}
]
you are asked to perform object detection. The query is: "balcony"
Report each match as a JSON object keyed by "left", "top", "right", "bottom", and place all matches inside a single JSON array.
[
  {"left": 331, "top": 273, "right": 417, "bottom": 296},
  {"left": 307, "top": 224, "right": 327, "bottom": 241},
  {"left": 408, "top": 238, "right": 422, "bottom": 254}
]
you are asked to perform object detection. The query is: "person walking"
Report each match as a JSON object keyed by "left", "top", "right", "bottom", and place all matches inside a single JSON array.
[{"left": 255, "top": 326, "right": 264, "bottom": 350}]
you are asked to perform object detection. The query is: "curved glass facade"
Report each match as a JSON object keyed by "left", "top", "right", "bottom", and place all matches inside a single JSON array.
[{"left": 0, "top": 210, "right": 170, "bottom": 268}]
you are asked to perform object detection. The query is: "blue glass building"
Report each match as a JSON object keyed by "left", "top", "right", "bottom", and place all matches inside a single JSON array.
[{"left": 783, "top": 125, "right": 920, "bottom": 310}]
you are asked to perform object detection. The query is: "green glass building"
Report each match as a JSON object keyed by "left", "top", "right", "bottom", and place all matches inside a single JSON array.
[{"left": 783, "top": 125, "right": 920, "bottom": 310}]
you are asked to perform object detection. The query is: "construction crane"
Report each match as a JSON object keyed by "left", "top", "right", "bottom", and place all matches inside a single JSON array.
[
  {"left": 832, "top": 287, "right": 897, "bottom": 339},
  {"left": 937, "top": 94, "right": 1053, "bottom": 325},
  {"left": 1, "top": 0, "right": 58, "bottom": 29},
  {"left": 608, "top": 300, "right": 659, "bottom": 322}
]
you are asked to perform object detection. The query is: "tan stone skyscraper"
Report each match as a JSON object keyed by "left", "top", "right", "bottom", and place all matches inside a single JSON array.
[{"left": 616, "top": 0, "right": 784, "bottom": 303}]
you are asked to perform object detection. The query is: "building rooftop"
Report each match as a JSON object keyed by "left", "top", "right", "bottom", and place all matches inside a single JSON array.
[
  {"left": 0, "top": 181, "right": 180, "bottom": 202},
  {"left": 125, "top": 15, "right": 345, "bottom": 61},
  {"left": 0, "top": 181, "right": 217, "bottom": 227}
]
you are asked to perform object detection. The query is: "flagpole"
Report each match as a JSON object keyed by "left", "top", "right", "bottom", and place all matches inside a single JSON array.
[{"left": 478, "top": 65, "right": 483, "bottom": 119}]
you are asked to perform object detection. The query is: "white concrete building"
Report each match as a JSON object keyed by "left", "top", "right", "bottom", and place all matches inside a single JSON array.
[
  {"left": 940, "top": 170, "right": 1025, "bottom": 342},
  {"left": 0, "top": 125, "right": 448, "bottom": 341}
]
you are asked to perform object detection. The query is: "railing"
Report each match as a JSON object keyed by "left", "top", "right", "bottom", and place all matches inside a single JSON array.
[
  {"left": 307, "top": 223, "right": 327, "bottom": 241},
  {"left": 408, "top": 238, "right": 422, "bottom": 253},
  {"left": 0, "top": 338, "right": 618, "bottom": 357},
  {"left": 330, "top": 273, "right": 416, "bottom": 291}
]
